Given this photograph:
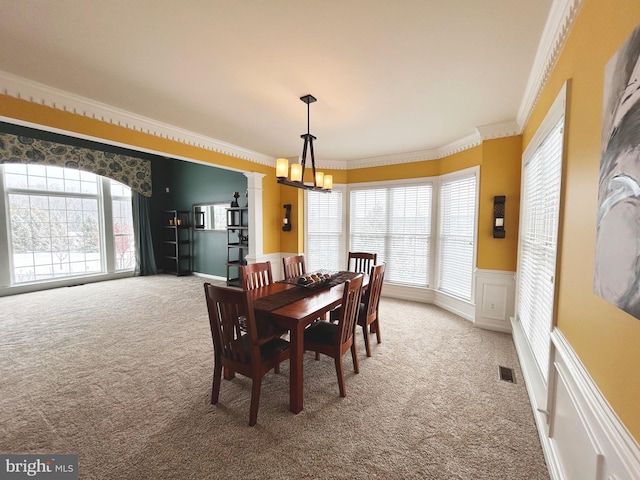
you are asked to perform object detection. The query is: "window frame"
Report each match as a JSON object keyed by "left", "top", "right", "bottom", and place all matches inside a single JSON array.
[
  {"left": 304, "top": 184, "right": 348, "bottom": 273},
  {"left": 435, "top": 166, "right": 480, "bottom": 302},
  {"left": 348, "top": 178, "right": 435, "bottom": 288},
  {"left": 0, "top": 165, "right": 136, "bottom": 295},
  {"left": 515, "top": 84, "right": 566, "bottom": 386}
]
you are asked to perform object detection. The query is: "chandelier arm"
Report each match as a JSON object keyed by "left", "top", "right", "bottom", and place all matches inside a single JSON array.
[
  {"left": 309, "top": 137, "right": 317, "bottom": 187},
  {"left": 300, "top": 135, "right": 309, "bottom": 182}
]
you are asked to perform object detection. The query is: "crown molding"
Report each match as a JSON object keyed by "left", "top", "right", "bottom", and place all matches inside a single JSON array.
[
  {"left": 337, "top": 149, "right": 440, "bottom": 170},
  {"left": 0, "top": 70, "right": 273, "bottom": 167},
  {"left": 337, "top": 130, "right": 495, "bottom": 170},
  {"left": 476, "top": 120, "right": 522, "bottom": 140},
  {"left": 438, "top": 132, "right": 483, "bottom": 158},
  {"left": 517, "top": 0, "right": 584, "bottom": 130}
]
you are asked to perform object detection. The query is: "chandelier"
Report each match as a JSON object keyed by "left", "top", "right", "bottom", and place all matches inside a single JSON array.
[{"left": 275, "top": 94, "right": 332, "bottom": 192}]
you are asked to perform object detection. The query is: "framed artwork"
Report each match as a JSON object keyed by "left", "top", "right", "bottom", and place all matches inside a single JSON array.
[{"left": 594, "top": 22, "right": 640, "bottom": 319}]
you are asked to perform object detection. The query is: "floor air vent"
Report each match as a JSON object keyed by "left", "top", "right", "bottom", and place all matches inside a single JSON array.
[{"left": 498, "top": 366, "right": 516, "bottom": 383}]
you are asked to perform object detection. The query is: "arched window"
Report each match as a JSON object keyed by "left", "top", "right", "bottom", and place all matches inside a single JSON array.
[{"left": 1, "top": 163, "right": 135, "bottom": 286}]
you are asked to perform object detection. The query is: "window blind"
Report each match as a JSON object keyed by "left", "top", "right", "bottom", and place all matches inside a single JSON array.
[
  {"left": 350, "top": 184, "right": 431, "bottom": 287},
  {"left": 438, "top": 174, "right": 477, "bottom": 300},
  {"left": 517, "top": 118, "right": 563, "bottom": 382},
  {"left": 306, "top": 189, "right": 343, "bottom": 272}
]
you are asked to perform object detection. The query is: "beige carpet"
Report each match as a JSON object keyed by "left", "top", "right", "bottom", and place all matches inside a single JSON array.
[{"left": 0, "top": 275, "right": 549, "bottom": 479}]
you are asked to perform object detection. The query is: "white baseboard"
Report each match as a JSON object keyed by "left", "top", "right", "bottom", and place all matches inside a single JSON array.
[
  {"left": 512, "top": 316, "right": 640, "bottom": 480},
  {"left": 191, "top": 272, "right": 227, "bottom": 283},
  {"left": 433, "top": 290, "right": 475, "bottom": 322},
  {"left": 380, "top": 283, "right": 434, "bottom": 304}
]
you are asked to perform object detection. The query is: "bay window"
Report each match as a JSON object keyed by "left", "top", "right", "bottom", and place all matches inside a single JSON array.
[{"left": 306, "top": 172, "right": 478, "bottom": 298}]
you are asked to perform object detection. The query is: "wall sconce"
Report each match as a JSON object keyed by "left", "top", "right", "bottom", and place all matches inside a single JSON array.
[
  {"left": 282, "top": 204, "right": 292, "bottom": 231},
  {"left": 493, "top": 195, "right": 506, "bottom": 238}
]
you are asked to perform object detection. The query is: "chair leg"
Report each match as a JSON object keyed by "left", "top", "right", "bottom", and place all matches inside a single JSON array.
[
  {"left": 362, "top": 323, "right": 372, "bottom": 357},
  {"left": 315, "top": 352, "right": 320, "bottom": 361},
  {"left": 211, "top": 360, "right": 222, "bottom": 405},
  {"left": 274, "top": 362, "right": 280, "bottom": 374},
  {"left": 351, "top": 342, "right": 360, "bottom": 374},
  {"left": 335, "top": 356, "right": 346, "bottom": 397},
  {"left": 249, "top": 378, "right": 262, "bottom": 427},
  {"left": 374, "top": 318, "right": 382, "bottom": 344}
]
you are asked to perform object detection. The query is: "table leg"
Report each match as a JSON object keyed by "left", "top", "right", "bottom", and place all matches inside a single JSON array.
[{"left": 289, "top": 323, "right": 305, "bottom": 414}]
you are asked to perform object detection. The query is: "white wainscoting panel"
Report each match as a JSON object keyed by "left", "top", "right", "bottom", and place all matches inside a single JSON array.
[
  {"left": 252, "top": 252, "right": 285, "bottom": 280},
  {"left": 550, "top": 361, "right": 603, "bottom": 479},
  {"left": 547, "top": 330, "right": 640, "bottom": 480},
  {"left": 514, "top": 323, "right": 640, "bottom": 480},
  {"left": 474, "top": 269, "right": 515, "bottom": 332}
]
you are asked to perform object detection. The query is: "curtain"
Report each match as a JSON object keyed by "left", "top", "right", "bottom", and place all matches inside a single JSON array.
[{"left": 133, "top": 192, "right": 157, "bottom": 276}]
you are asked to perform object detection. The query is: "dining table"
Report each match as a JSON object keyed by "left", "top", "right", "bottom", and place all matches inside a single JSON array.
[{"left": 251, "top": 271, "right": 366, "bottom": 414}]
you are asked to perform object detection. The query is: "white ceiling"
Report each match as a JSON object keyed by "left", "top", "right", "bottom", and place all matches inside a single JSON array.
[{"left": 0, "top": 0, "right": 553, "bottom": 164}]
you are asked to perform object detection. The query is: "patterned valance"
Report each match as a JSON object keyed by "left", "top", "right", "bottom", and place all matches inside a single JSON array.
[{"left": 0, "top": 133, "right": 152, "bottom": 197}]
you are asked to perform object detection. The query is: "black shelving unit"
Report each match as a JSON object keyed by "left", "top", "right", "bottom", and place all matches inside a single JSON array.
[
  {"left": 162, "top": 210, "right": 191, "bottom": 276},
  {"left": 226, "top": 207, "right": 248, "bottom": 287}
]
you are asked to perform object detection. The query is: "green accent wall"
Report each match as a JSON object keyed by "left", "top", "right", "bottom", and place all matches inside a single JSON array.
[{"left": 151, "top": 158, "right": 246, "bottom": 277}]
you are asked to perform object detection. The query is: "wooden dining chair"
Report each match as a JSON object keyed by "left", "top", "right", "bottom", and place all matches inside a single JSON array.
[
  {"left": 347, "top": 251, "right": 377, "bottom": 274},
  {"left": 358, "top": 262, "right": 386, "bottom": 357},
  {"left": 203, "top": 282, "right": 290, "bottom": 426},
  {"left": 240, "top": 261, "right": 273, "bottom": 290},
  {"left": 303, "top": 274, "right": 364, "bottom": 397},
  {"left": 282, "top": 254, "right": 306, "bottom": 280}
]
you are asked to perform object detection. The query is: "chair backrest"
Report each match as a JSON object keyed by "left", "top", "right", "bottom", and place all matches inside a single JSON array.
[
  {"left": 336, "top": 274, "right": 364, "bottom": 346},
  {"left": 282, "top": 254, "right": 306, "bottom": 280},
  {"left": 347, "top": 252, "right": 377, "bottom": 274},
  {"left": 240, "top": 261, "right": 273, "bottom": 290},
  {"left": 203, "top": 283, "right": 259, "bottom": 365},
  {"left": 363, "top": 263, "right": 386, "bottom": 321}
]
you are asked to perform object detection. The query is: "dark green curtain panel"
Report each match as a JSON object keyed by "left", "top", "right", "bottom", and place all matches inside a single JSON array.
[{"left": 133, "top": 192, "right": 157, "bottom": 276}]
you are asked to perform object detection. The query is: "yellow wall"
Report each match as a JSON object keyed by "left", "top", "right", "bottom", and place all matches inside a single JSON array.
[
  {"left": 477, "top": 136, "right": 522, "bottom": 271},
  {"left": 279, "top": 187, "right": 303, "bottom": 254},
  {"left": 523, "top": 0, "right": 640, "bottom": 441}
]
